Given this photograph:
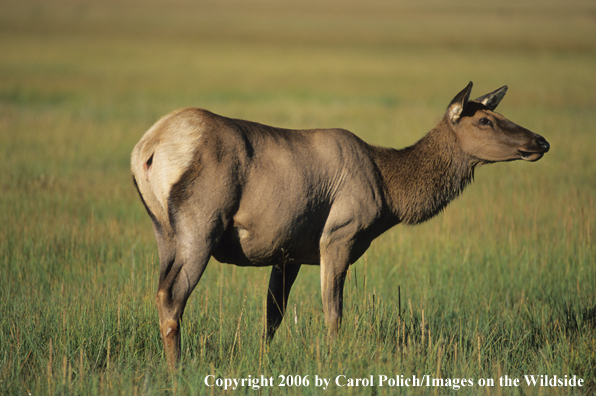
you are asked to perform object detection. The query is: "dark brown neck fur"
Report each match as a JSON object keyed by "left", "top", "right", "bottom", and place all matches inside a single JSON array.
[{"left": 372, "top": 117, "right": 477, "bottom": 225}]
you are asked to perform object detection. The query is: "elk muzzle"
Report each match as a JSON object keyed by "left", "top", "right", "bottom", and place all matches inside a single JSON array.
[{"left": 519, "top": 134, "right": 550, "bottom": 162}]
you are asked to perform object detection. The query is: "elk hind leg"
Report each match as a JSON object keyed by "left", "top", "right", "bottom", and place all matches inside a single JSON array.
[{"left": 155, "top": 226, "right": 213, "bottom": 369}]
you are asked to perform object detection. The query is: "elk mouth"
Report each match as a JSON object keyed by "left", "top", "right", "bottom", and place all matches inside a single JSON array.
[
  {"left": 519, "top": 136, "right": 550, "bottom": 162},
  {"left": 519, "top": 150, "right": 545, "bottom": 162}
]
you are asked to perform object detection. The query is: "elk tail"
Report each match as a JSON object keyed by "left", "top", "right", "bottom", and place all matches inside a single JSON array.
[{"left": 131, "top": 140, "right": 170, "bottom": 235}]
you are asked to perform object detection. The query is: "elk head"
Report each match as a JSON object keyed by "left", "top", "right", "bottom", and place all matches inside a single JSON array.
[{"left": 447, "top": 82, "right": 550, "bottom": 163}]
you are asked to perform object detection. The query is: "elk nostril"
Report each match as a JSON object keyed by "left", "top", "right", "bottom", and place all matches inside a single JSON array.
[{"left": 536, "top": 136, "right": 550, "bottom": 152}]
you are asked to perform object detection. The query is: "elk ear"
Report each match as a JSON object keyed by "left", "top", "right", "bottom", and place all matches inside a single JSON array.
[
  {"left": 474, "top": 85, "right": 508, "bottom": 110},
  {"left": 447, "top": 81, "right": 473, "bottom": 123}
]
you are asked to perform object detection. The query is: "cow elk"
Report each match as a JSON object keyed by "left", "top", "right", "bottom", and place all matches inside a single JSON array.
[{"left": 131, "top": 82, "right": 549, "bottom": 368}]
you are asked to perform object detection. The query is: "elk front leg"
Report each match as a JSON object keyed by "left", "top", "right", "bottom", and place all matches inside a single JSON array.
[
  {"left": 266, "top": 263, "right": 301, "bottom": 340},
  {"left": 320, "top": 254, "right": 349, "bottom": 336}
]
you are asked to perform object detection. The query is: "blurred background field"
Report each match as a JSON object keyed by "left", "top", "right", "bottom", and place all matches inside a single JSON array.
[{"left": 1, "top": 0, "right": 595, "bottom": 394}]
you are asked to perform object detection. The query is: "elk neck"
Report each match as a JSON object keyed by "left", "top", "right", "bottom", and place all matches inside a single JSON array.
[{"left": 371, "top": 117, "right": 479, "bottom": 225}]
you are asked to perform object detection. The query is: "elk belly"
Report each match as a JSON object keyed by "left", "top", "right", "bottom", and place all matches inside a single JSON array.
[{"left": 213, "top": 222, "right": 321, "bottom": 267}]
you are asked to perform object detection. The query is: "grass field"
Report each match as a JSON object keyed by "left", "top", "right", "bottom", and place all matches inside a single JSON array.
[{"left": 1, "top": 0, "right": 595, "bottom": 394}]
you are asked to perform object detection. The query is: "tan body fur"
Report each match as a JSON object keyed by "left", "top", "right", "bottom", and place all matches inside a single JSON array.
[{"left": 131, "top": 82, "right": 549, "bottom": 368}]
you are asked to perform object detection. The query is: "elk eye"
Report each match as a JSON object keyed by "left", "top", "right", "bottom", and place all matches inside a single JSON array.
[{"left": 479, "top": 117, "right": 493, "bottom": 127}]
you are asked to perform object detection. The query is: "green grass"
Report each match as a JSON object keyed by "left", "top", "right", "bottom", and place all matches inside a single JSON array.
[{"left": 1, "top": 0, "right": 595, "bottom": 394}]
